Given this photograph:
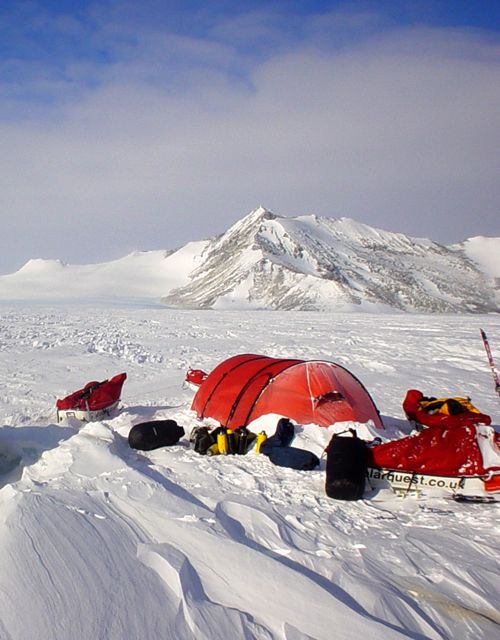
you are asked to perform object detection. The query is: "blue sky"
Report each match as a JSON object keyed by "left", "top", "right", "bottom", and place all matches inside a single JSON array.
[{"left": 0, "top": 1, "right": 499, "bottom": 272}]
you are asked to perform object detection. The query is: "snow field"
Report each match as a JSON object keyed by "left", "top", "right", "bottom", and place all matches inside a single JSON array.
[{"left": 0, "top": 305, "right": 499, "bottom": 639}]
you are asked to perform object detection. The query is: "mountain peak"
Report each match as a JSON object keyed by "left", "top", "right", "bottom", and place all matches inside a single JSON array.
[
  {"left": 239, "top": 205, "right": 277, "bottom": 224},
  {"left": 162, "top": 208, "right": 499, "bottom": 312},
  {"left": 253, "top": 204, "right": 271, "bottom": 215},
  {"left": 18, "top": 258, "right": 66, "bottom": 273}
]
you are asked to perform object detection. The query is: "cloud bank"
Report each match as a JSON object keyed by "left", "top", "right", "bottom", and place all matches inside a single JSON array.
[{"left": 0, "top": 2, "right": 499, "bottom": 272}]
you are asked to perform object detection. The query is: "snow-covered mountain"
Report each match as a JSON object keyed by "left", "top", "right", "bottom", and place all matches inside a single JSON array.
[
  {"left": 0, "top": 242, "right": 208, "bottom": 303},
  {"left": 162, "top": 207, "right": 499, "bottom": 313},
  {"left": 0, "top": 206, "right": 498, "bottom": 312}
]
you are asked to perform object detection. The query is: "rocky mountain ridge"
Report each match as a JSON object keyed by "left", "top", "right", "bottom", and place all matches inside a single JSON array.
[
  {"left": 161, "top": 207, "right": 499, "bottom": 313},
  {"left": 1, "top": 206, "right": 498, "bottom": 313}
]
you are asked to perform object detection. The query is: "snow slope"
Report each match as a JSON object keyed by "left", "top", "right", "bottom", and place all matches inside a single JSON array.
[
  {"left": 0, "top": 241, "right": 207, "bottom": 303},
  {"left": 0, "top": 304, "right": 499, "bottom": 639},
  {"left": 456, "top": 237, "right": 500, "bottom": 307},
  {"left": 457, "top": 236, "right": 500, "bottom": 279}
]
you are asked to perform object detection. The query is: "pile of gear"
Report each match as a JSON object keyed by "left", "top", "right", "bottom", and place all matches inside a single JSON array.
[{"left": 189, "top": 418, "right": 320, "bottom": 471}]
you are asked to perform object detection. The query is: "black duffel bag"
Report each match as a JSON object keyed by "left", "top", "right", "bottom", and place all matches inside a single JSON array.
[
  {"left": 128, "top": 419, "right": 185, "bottom": 451},
  {"left": 325, "top": 433, "right": 368, "bottom": 500}
]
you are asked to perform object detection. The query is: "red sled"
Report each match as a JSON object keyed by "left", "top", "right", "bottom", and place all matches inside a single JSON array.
[
  {"left": 185, "top": 368, "right": 208, "bottom": 390},
  {"left": 367, "top": 423, "right": 500, "bottom": 500},
  {"left": 56, "top": 373, "right": 127, "bottom": 423}
]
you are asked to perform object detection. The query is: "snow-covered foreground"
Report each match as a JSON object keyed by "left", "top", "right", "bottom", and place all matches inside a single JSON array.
[{"left": 0, "top": 304, "right": 499, "bottom": 640}]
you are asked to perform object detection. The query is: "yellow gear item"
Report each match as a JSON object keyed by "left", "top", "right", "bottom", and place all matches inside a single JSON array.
[
  {"left": 255, "top": 431, "right": 267, "bottom": 454},
  {"left": 418, "top": 396, "right": 481, "bottom": 416},
  {"left": 217, "top": 430, "right": 228, "bottom": 455},
  {"left": 206, "top": 443, "right": 219, "bottom": 456}
]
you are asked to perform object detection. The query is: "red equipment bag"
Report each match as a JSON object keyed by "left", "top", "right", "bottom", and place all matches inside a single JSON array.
[{"left": 56, "top": 372, "right": 127, "bottom": 421}]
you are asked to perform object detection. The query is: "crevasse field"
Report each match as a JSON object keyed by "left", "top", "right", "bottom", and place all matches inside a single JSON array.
[{"left": 0, "top": 304, "right": 499, "bottom": 640}]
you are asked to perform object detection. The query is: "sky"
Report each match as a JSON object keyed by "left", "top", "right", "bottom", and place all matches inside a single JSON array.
[{"left": 0, "top": 0, "right": 499, "bottom": 273}]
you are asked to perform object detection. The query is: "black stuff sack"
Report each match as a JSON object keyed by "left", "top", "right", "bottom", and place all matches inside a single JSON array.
[
  {"left": 325, "top": 433, "right": 368, "bottom": 500},
  {"left": 267, "top": 446, "right": 320, "bottom": 471},
  {"left": 128, "top": 420, "right": 185, "bottom": 451},
  {"left": 260, "top": 417, "right": 295, "bottom": 453}
]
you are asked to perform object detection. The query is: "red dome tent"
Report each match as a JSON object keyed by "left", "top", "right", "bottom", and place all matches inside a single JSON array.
[{"left": 191, "top": 354, "right": 383, "bottom": 430}]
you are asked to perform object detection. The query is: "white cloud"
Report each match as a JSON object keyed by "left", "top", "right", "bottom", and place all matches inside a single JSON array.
[{"left": 0, "top": 13, "right": 499, "bottom": 272}]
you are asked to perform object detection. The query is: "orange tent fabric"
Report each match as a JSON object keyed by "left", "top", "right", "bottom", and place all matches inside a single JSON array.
[{"left": 191, "top": 354, "right": 383, "bottom": 429}]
